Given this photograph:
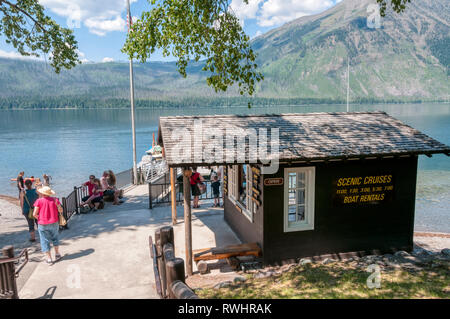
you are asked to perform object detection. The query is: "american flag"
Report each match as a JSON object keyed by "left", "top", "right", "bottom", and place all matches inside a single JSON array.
[{"left": 126, "top": 13, "right": 133, "bottom": 32}]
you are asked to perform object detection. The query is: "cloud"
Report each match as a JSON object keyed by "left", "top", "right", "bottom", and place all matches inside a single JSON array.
[
  {"left": 0, "top": 49, "right": 43, "bottom": 61},
  {"left": 229, "top": 0, "right": 264, "bottom": 26},
  {"left": 253, "top": 30, "right": 263, "bottom": 38},
  {"left": 39, "top": 0, "right": 137, "bottom": 36},
  {"left": 102, "top": 57, "right": 114, "bottom": 63},
  {"left": 257, "top": 0, "right": 334, "bottom": 27},
  {"left": 229, "top": 0, "right": 336, "bottom": 28}
]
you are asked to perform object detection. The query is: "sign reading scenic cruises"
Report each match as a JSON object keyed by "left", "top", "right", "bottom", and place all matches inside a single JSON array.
[{"left": 333, "top": 173, "right": 394, "bottom": 206}]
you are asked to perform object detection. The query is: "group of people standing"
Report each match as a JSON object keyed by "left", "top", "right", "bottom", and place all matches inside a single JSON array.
[
  {"left": 18, "top": 172, "right": 62, "bottom": 264},
  {"left": 189, "top": 166, "right": 223, "bottom": 208},
  {"left": 80, "top": 170, "right": 123, "bottom": 211}
]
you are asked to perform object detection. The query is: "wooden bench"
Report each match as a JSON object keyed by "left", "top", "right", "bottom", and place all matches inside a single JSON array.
[{"left": 193, "top": 243, "right": 261, "bottom": 274}]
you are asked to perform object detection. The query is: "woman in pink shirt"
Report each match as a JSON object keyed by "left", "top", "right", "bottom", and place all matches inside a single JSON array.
[{"left": 33, "top": 186, "right": 63, "bottom": 264}]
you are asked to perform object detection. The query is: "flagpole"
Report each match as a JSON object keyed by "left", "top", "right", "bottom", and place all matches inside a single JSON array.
[
  {"left": 127, "top": 0, "right": 138, "bottom": 184},
  {"left": 346, "top": 55, "right": 350, "bottom": 112}
]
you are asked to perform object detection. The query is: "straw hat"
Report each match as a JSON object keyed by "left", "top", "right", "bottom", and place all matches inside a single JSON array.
[{"left": 37, "top": 186, "right": 56, "bottom": 196}]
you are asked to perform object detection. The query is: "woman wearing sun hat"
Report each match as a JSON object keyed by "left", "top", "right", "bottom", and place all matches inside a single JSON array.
[{"left": 33, "top": 186, "right": 64, "bottom": 264}]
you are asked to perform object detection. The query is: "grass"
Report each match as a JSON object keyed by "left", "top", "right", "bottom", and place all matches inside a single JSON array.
[{"left": 197, "top": 261, "right": 450, "bottom": 299}]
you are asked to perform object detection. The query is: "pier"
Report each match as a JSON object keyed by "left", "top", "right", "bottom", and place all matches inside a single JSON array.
[{"left": 8, "top": 185, "right": 239, "bottom": 299}]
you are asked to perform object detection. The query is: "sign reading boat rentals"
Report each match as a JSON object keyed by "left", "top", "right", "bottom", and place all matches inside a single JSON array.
[{"left": 333, "top": 173, "right": 394, "bottom": 206}]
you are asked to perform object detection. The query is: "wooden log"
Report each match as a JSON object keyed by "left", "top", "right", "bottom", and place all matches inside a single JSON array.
[
  {"left": 171, "top": 280, "right": 199, "bottom": 299},
  {"left": 227, "top": 257, "right": 240, "bottom": 270},
  {"left": 197, "top": 260, "right": 209, "bottom": 274},
  {"left": 154, "top": 229, "right": 167, "bottom": 298},
  {"left": 163, "top": 243, "right": 175, "bottom": 262},
  {"left": 183, "top": 169, "right": 193, "bottom": 276},
  {"left": 160, "top": 226, "right": 174, "bottom": 251},
  {"left": 170, "top": 167, "right": 177, "bottom": 225},
  {"left": 193, "top": 242, "right": 261, "bottom": 262},
  {"left": 166, "top": 258, "right": 185, "bottom": 299}
]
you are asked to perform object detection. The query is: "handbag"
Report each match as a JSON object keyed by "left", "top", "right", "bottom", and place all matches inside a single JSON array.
[
  {"left": 59, "top": 212, "right": 67, "bottom": 227},
  {"left": 23, "top": 193, "right": 34, "bottom": 219}
]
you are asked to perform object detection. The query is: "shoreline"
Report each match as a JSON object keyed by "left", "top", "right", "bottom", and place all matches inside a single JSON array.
[
  {"left": 0, "top": 101, "right": 448, "bottom": 111},
  {"left": 0, "top": 194, "right": 19, "bottom": 206}
]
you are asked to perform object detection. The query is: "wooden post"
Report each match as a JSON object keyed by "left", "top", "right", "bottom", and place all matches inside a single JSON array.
[
  {"left": 166, "top": 258, "right": 185, "bottom": 299},
  {"left": 2, "top": 245, "right": 18, "bottom": 299},
  {"left": 170, "top": 167, "right": 177, "bottom": 225},
  {"left": 160, "top": 226, "right": 174, "bottom": 251},
  {"left": 183, "top": 168, "right": 193, "bottom": 276},
  {"left": 154, "top": 229, "right": 167, "bottom": 298}
]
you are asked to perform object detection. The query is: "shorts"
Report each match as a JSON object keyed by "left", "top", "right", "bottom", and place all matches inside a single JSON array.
[
  {"left": 191, "top": 184, "right": 201, "bottom": 196},
  {"left": 38, "top": 222, "right": 60, "bottom": 252},
  {"left": 103, "top": 190, "right": 115, "bottom": 197},
  {"left": 213, "top": 192, "right": 220, "bottom": 198},
  {"left": 91, "top": 196, "right": 103, "bottom": 203}
]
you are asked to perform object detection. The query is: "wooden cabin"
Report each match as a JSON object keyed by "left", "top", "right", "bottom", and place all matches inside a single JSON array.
[{"left": 158, "top": 112, "right": 450, "bottom": 266}]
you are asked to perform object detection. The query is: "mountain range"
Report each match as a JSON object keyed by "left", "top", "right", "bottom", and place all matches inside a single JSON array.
[{"left": 0, "top": 0, "right": 448, "bottom": 109}]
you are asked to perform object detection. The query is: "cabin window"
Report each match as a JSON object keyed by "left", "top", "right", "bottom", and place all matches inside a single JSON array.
[
  {"left": 284, "top": 167, "right": 315, "bottom": 232},
  {"left": 228, "top": 165, "right": 253, "bottom": 222}
]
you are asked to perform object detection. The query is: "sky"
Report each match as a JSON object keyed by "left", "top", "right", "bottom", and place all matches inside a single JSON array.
[{"left": 0, "top": 0, "right": 342, "bottom": 63}]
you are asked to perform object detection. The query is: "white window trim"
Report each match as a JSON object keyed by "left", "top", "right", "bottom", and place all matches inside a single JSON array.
[
  {"left": 283, "top": 166, "right": 315, "bottom": 232},
  {"left": 228, "top": 165, "right": 253, "bottom": 223}
]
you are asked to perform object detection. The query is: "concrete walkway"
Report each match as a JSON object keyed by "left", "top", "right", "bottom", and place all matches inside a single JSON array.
[{"left": 18, "top": 185, "right": 240, "bottom": 299}]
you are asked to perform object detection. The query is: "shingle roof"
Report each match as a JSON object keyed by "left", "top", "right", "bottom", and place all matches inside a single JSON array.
[{"left": 158, "top": 112, "right": 450, "bottom": 167}]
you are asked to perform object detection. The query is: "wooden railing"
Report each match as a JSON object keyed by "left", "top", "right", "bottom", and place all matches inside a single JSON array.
[
  {"left": 0, "top": 246, "right": 28, "bottom": 299},
  {"left": 149, "top": 226, "right": 198, "bottom": 299}
]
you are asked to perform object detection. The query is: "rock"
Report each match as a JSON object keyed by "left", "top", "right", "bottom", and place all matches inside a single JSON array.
[
  {"left": 254, "top": 271, "right": 276, "bottom": 279},
  {"left": 441, "top": 248, "right": 450, "bottom": 257},
  {"left": 322, "top": 258, "right": 335, "bottom": 265},
  {"left": 233, "top": 275, "right": 247, "bottom": 283},
  {"left": 279, "top": 263, "right": 296, "bottom": 272},
  {"left": 214, "top": 281, "right": 232, "bottom": 289},
  {"left": 394, "top": 251, "right": 410, "bottom": 257},
  {"left": 299, "top": 258, "right": 312, "bottom": 265}
]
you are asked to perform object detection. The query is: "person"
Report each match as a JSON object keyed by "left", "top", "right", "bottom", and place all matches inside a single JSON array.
[
  {"left": 17, "top": 171, "right": 25, "bottom": 198},
  {"left": 80, "top": 178, "right": 103, "bottom": 211},
  {"left": 190, "top": 167, "right": 204, "bottom": 208},
  {"left": 43, "top": 174, "right": 51, "bottom": 186},
  {"left": 34, "top": 177, "right": 43, "bottom": 188},
  {"left": 217, "top": 166, "right": 224, "bottom": 207},
  {"left": 33, "top": 186, "right": 63, "bottom": 264},
  {"left": 100, "top": 171, "right": 122, "bottom": 205},
  {"left": 19, "top": 179, "right": 39, "bottom": 242},
  {"left": 81, "top": 175, "right": 96, "bottom": 202},
  {"left": 106, "top": 170, "right": 124, "bottom": 199},
  {"left": 211, "top": 175, "right": 221, "bottom": 207}
]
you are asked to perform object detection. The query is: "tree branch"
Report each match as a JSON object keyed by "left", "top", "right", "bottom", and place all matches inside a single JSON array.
[{"left": 0, "top": 0, "right": 47, "bottom": 33}]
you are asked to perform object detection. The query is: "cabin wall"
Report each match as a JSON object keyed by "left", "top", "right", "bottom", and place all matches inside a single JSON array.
[
  {"left": 262, "top": 157, "right": 418, "bottom": 265},
  {"left": 223, "top": 166, "right": 264, "bottom": 251}
]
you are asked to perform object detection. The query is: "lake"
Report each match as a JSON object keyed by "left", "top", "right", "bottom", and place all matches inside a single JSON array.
[{"left": 0, "top": 103, "right": 448, "bottom": 232}]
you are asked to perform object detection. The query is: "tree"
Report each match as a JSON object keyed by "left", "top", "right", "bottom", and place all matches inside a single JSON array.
[
  {"left": 377, "top": 0, "right": 411, "bottom": 16},
  {"left": 0, "top": 0, "right": 79, "bottom": 73},
  {"left": 122, "top": 0, "right": 263, "bottom": 96}
]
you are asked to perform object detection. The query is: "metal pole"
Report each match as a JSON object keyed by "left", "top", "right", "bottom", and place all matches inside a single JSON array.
[{"left": 127, "top": 0, "right": 138, "bottom": 184}]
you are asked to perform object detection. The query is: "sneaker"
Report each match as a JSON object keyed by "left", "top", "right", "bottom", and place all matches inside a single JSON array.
[{"left": 45, "top": 258, "right": 53, "bottom": 265}]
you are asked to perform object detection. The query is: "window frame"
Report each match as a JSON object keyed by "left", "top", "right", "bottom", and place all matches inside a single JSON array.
[
  {"left": 283, "top": 166, "right": 315, "bottom": 232},
  {"left": 227, "top": 164, "right": 253, "bottom": 222}
]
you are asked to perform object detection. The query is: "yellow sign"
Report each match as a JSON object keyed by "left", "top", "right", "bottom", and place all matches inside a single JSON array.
[{"left": 333, "top": 173, "right": 394, "bottom": 206}]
